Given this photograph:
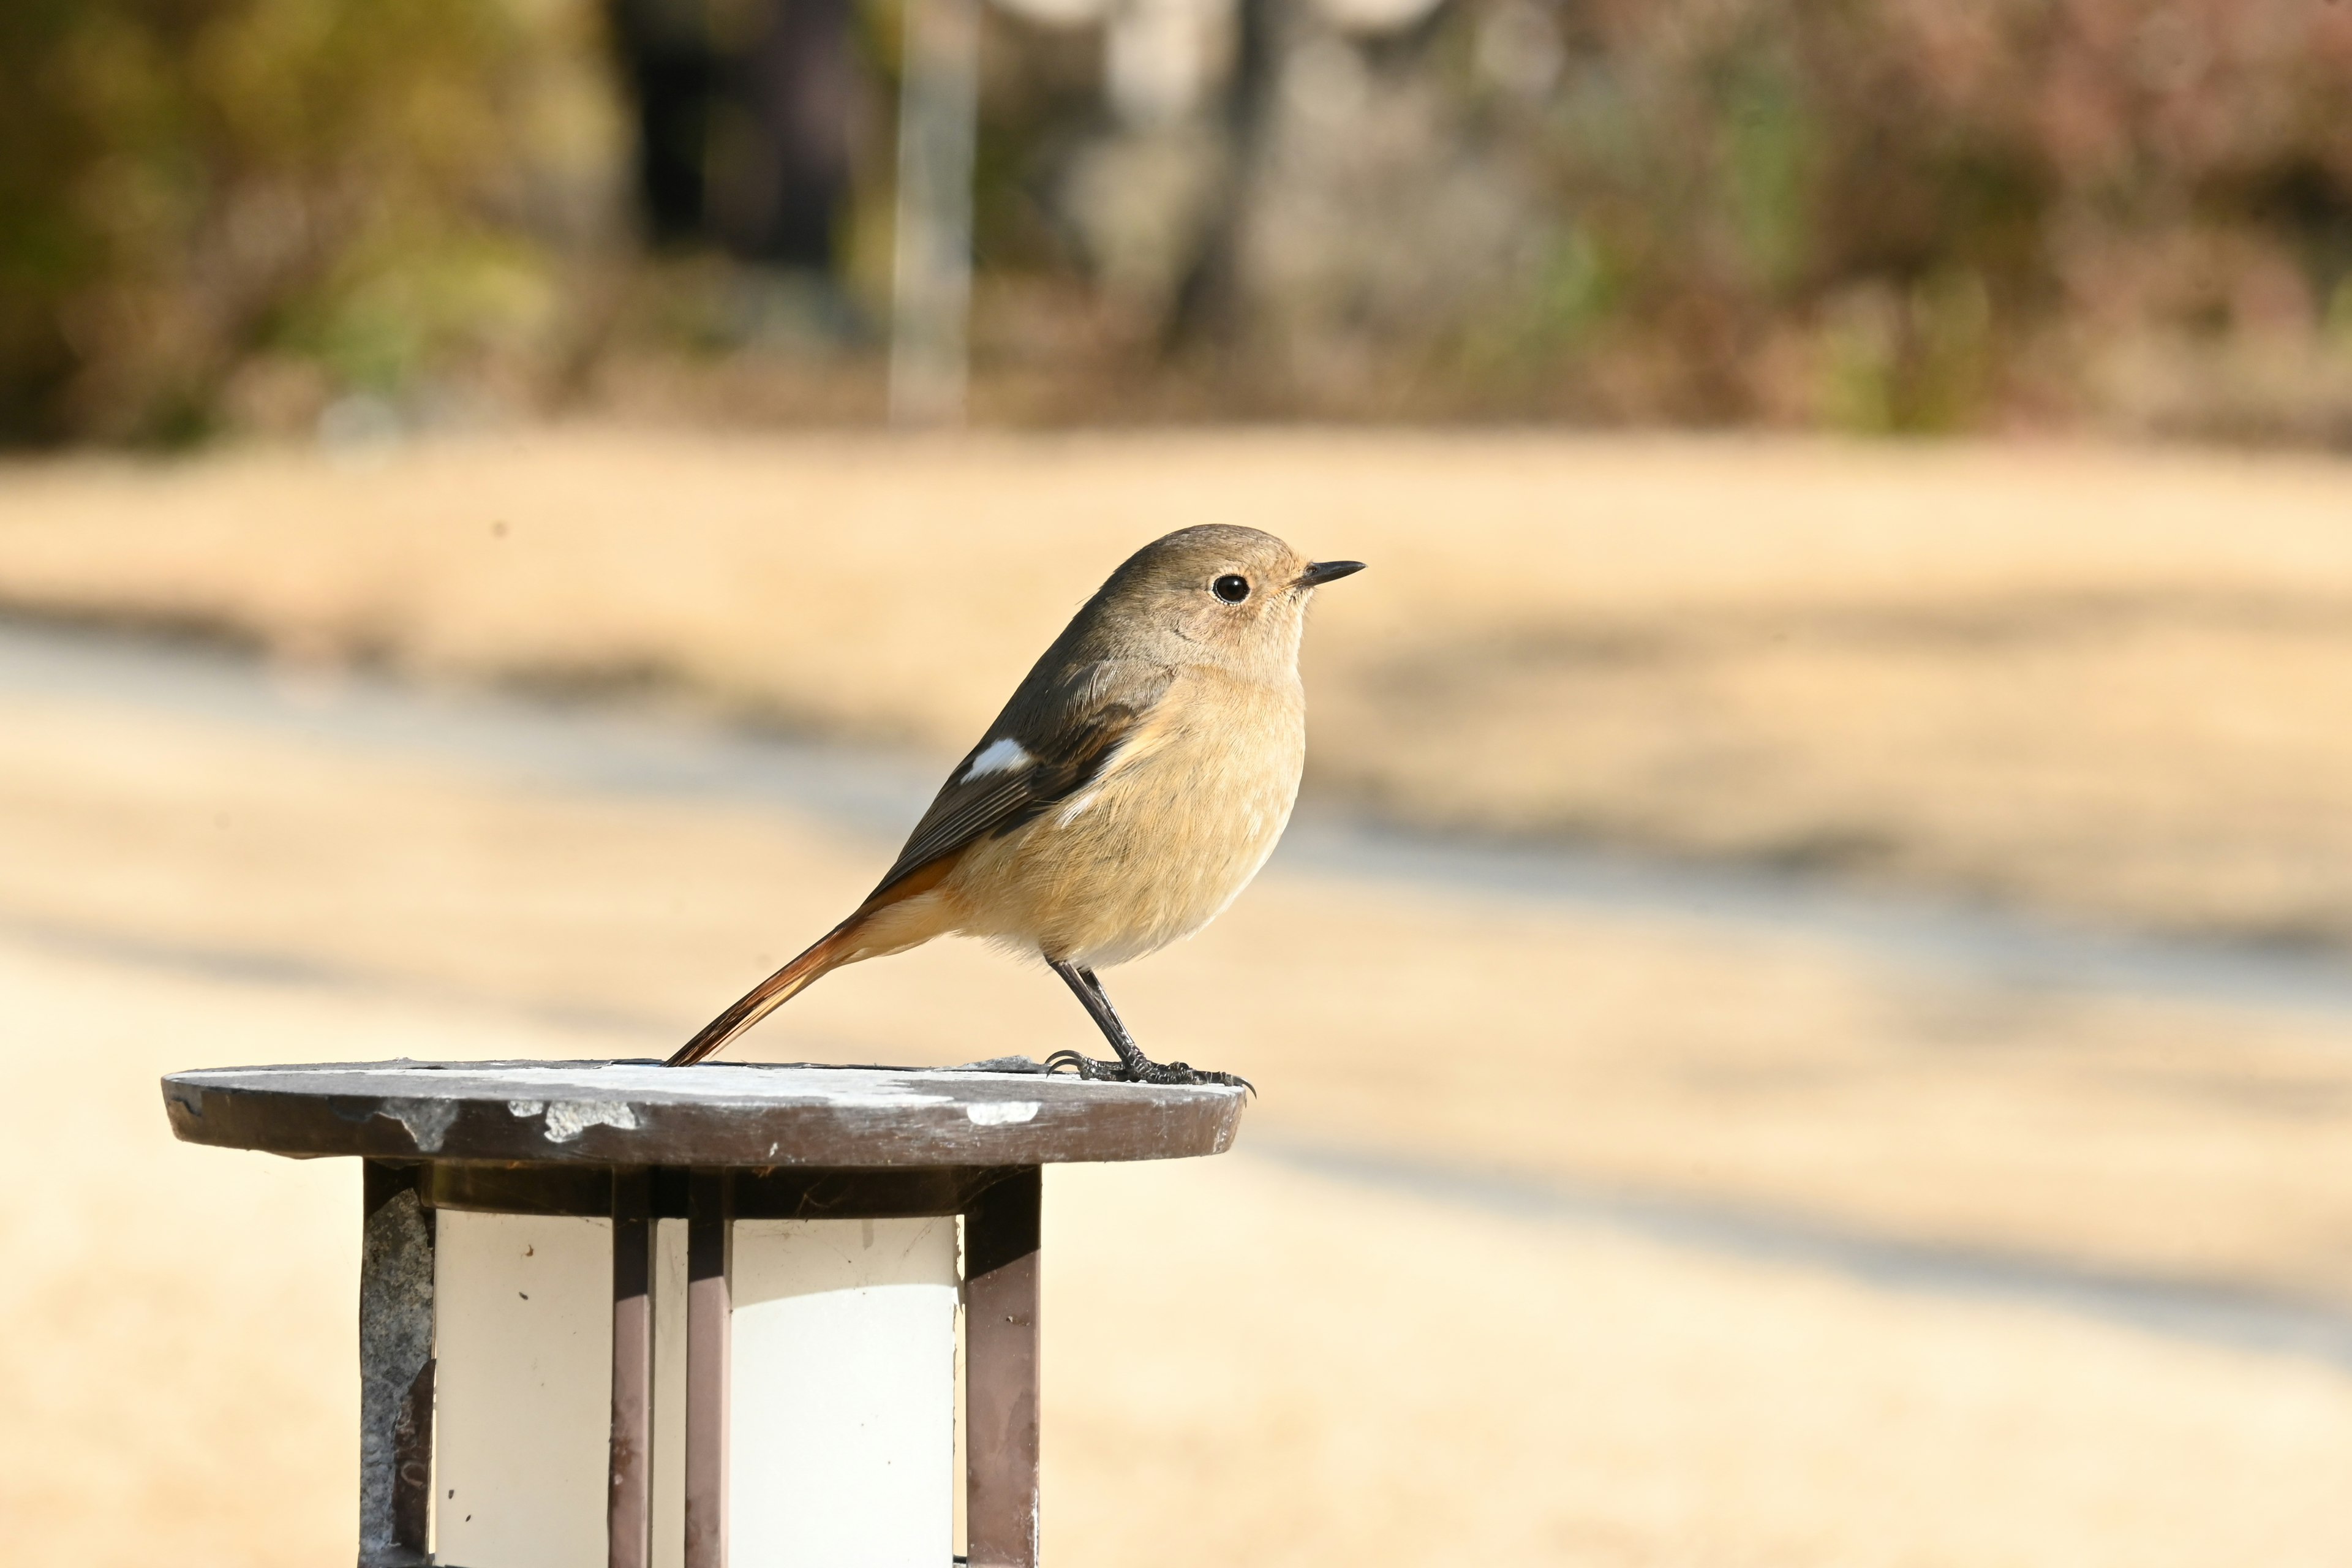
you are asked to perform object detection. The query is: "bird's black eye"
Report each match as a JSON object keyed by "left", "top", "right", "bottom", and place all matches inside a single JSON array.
[{"left": 1213, "top": 574, "right": 1251, "bottom": 603}]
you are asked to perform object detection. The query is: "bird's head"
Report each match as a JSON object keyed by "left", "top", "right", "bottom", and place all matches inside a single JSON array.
[{"left": 1093, "top": 524, "right": 1365, "bottom": 677}]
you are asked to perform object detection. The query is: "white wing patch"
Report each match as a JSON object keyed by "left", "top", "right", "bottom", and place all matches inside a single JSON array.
[{"left": 965, "top": 736, "right": 1035, "bottom": 779}]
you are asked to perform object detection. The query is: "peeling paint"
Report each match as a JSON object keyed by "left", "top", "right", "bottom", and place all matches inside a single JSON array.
[
  {"left": 966, "top": 1101, "right": 1041, "bottom": 1126},
  {"left": 383, "top": 1098, "right": 460, "bottom": 1153},
  {"left": 507, "top": 1098, "right": 639, "bottom": 1142}
]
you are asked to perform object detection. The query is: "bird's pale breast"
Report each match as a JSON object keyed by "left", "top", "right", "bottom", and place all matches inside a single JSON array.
[{"left": 943, "top": 665, "right": 1305, "bottom": 967}]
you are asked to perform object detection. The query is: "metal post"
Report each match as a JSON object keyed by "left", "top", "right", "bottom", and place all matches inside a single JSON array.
[
  {"left": 888, "top": 0, "right": 980, "bottom": 425},
  {"left": 685, "top": 1169, "right": 734, "bottom": 1568},
  {"left": 358, "top": 1161, "right": 435, "bottom": 1568},
  {"left": 609, "top": 1167, "right": 656, "bottom": 1568},
  {"left": 963, "top": 1166, "right": 1042, "bottom": 1568}
]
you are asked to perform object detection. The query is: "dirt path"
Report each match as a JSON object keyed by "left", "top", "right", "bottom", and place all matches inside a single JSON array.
[{"left": 6, "top": 428, "right": 2352, "bottom": 946}]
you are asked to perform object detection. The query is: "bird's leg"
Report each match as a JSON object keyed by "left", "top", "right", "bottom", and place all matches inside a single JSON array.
[
  {"left": 1041, "top": 959, "right": 1144, "bottom": 1080},
  {"left": 1043, "top": 960, "right": 1252, "bottom": 1091}
]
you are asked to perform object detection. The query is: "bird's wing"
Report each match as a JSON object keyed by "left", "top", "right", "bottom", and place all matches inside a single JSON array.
[{"left": 868, "top": 658, "right": 1172, "bottom": 900}]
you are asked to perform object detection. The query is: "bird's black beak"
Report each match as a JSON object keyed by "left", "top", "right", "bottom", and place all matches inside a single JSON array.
[{"left": 1297, "top": 560, "right": 1366, "bottom": 589}]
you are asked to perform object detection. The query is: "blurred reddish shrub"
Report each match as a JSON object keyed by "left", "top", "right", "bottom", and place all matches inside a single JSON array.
[{"left": 1476, "top": 0, "right": 2352, "bottom": 431}]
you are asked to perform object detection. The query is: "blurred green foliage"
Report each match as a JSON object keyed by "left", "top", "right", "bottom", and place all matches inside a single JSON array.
[{"left": 0, "top": 0, "right": 617, "bottom": 443}]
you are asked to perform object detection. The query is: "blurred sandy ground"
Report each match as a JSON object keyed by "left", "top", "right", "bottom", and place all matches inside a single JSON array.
[
  {"left": 4, "top": 430, "right": 2352, "bottom": 1564},
  {"left": 6, "top": 428, "right": 2352, "bottom": 943}
]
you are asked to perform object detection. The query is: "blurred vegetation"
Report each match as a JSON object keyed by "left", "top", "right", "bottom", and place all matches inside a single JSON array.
[
  {"left": 0, "top": 0, "right": 620, "bottom": 444},
  {"left": 1453, "top": 0, "right": 2352, "bottom": 432},
  {"left": 6, "top": 0, "right": 2352, "bottom": 443}
]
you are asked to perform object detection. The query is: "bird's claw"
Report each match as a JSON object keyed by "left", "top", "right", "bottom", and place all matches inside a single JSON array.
[
  {"left": 1137, "top": 1060, "right": 1256, "bottom": 1095},
  {"left": 1044, "top": 1049, "right": 1252, "bottom": 1095},
  {"left": 1043, "top": 1049, "right": 1125, "bottom": 1080}
]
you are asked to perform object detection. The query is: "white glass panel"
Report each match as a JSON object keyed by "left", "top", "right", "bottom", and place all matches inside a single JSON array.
[
  {"left": 432, "top": 1211, "right": 610, "bottom": 1568},
  {"left": 728, "top": 1217, "right": 959, "bottom": 1567}
]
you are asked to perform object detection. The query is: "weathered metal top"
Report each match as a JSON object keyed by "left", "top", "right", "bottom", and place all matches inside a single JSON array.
[{"left": 162, "top": 1058, "right": 1245, "bottom": 1168}]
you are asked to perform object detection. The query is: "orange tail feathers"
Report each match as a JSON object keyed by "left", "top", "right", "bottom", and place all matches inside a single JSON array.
[
  {"left": 669, "top": 853, "right": 962, "bottom": 1066},
  {"left": 666, "top": 920, "right": 860, "bottom": 1066}
]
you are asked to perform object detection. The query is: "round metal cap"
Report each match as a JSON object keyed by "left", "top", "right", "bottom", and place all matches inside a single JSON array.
[{"left": 162, "top": 1058, "right": 1246, "bottom": 1168}]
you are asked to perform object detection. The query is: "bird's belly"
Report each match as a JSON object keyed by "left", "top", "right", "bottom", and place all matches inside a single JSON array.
[{"left": 949, "top": 703, "right": 1304, "bottom": 966}]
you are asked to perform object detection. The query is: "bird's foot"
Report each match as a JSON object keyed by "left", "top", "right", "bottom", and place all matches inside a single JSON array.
[
  {"left": 1133, "top": 1059, "right": 1254, "bottom": 1093},
  {"left": 1044, "top": 1049, "right": 1252, "bottom": 1093}
]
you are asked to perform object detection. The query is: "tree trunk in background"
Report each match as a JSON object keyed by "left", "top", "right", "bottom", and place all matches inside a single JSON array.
[
  {"left": 607, "top": 0, "right": 859, "bottom": 267},
  {"left": 714, "top": 0, "right": 861, "bottom": 268},
  {"left": 888, "top": 0, "right": 981, "bottom": 424},
  {"left": 608, "top": 0, "right": 717, "bottom": 246},
  {"left": 1163, "top": 0, "right": 1282, "bottom": 352}
]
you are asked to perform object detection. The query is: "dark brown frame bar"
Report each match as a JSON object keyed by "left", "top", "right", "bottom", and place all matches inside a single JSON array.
[
  {"left": 609, "top": 1167, "right": 655, "bottom": 1568},
  {"left": 963, "top": 1167, "right": 1042, "bottom": 1568},
  {"left": 684, "top": 1170, "right": 732, "bottom": 1568},
  {"left": 358, "top": 1159, "right": 1045, "bottom": 1568}
]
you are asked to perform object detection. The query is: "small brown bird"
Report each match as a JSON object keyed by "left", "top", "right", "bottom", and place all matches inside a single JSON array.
[{"left": 666, "top": 526, "right": 1364, "bottom": 1084}]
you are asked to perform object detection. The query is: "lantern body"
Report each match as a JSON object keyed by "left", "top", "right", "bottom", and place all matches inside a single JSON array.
[{"left": 159, "top": 1060, "right": 1244, "bottom": 1568}]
